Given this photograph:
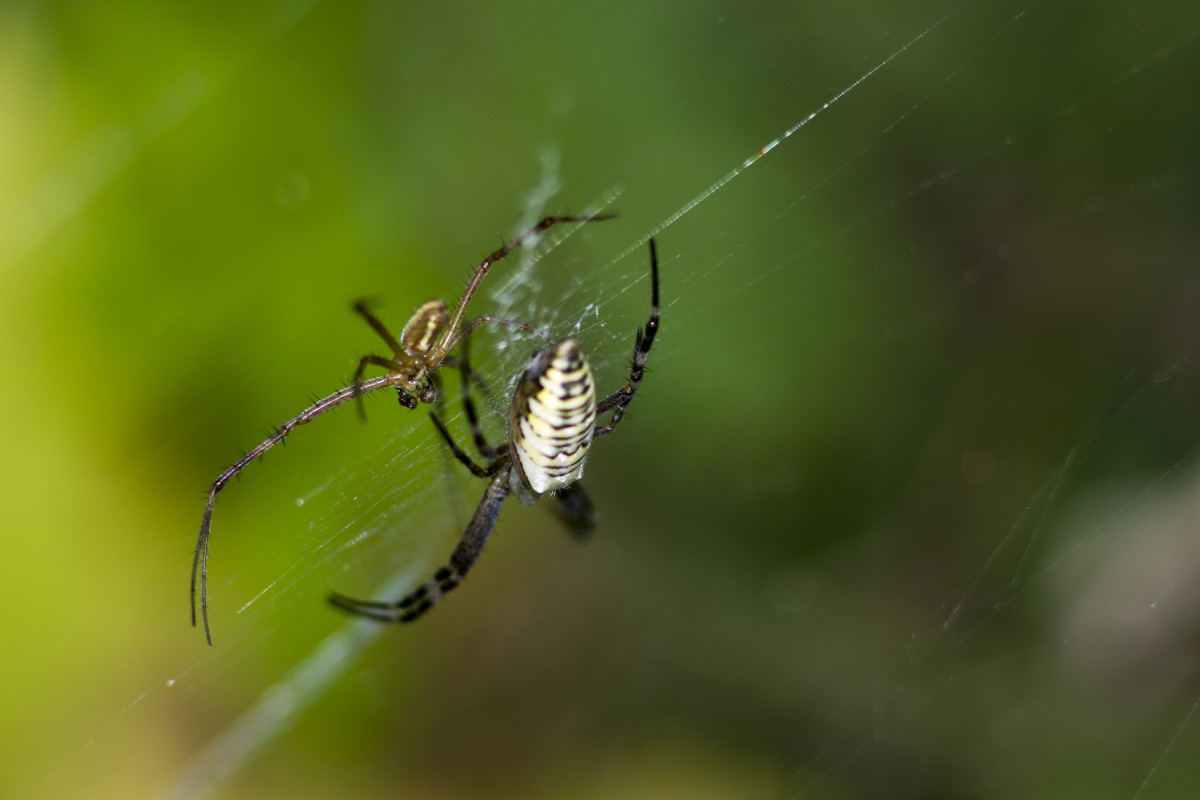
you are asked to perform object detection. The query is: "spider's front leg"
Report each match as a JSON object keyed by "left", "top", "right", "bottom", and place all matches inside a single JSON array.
[{"left": 328, "top": 469, "right": 511, "bottom": 623}]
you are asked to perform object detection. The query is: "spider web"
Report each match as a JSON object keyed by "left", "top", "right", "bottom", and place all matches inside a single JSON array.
[{"left": 5, "top": 0, "right": 1200, "bottom": 797}]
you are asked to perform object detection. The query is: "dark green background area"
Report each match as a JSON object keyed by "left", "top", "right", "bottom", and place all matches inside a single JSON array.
[{"left": 3, "top": 1, "right": 1200, "bottom": 798}]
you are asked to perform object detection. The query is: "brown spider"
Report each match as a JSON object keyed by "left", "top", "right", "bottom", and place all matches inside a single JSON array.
[{"left": 191, "top": 213, "right": 612, "bottom": 644}]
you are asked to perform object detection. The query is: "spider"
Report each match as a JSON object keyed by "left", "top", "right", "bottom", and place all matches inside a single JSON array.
[
  {"left": 192, "top": 213, "right": 612, "bottom": 644},
  {"left": 328, "top": 237, "right": 660, "bottom": 624}
]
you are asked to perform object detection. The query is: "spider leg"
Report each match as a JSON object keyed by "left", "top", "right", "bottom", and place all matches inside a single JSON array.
[
  {"left": 423, "top": 368, "right": 447, "bottom": 417},
  {"left": 435, "top": 213, "right": 616, "bottom": 356},
  {"left": 552, "top": 482, "right": 596, "bottom": 539},
  {"left": 328, "top": 469, "right": 511, "bottom": 623},
  {"left": 595, "top": 237, "right": 661, "bottom": 437},
  {"left": 351, "top": 354, "right": 405, "bottom": 419},
  {"left": 192, "top": 373, "right": 408, "bottom": 645},
  {"left": 441, "top": 315, "right": 554, "bottom": 355},
  {"left": 429, "top": 412, "right": 507, "bottom": 478},
  {"left": 440, "top": 354, "right": 489, "bottom": 397},
  {"left": 454, "top": 334, "right": 505, "bottom": 460},
  {"left": 352, "top": 301, "right": 404, "bottom": 357}
]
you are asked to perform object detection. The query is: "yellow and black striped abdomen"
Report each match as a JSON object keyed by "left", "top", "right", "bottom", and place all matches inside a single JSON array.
[{"left": 508, "top": 339, "right": 597, "bottom": 496}]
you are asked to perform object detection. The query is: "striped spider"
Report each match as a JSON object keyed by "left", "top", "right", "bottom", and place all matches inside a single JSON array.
[
  {"left": 328, "top": 238, "right": 660, "bottom": 623},
  {"left": 192, "top": 214, "right": 611, "bottom": 644}
]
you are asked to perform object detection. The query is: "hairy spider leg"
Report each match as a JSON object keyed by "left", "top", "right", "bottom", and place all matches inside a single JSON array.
[
  {"left": 192, "top": 373, "right": 410, "bottom": 644},
  {"left": 432, "top": 214, "right": 616, "bottom": 361}
]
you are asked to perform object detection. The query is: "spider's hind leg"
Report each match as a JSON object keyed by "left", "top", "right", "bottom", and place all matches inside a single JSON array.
[
  {"left": 328, "top": 469, "right": 511, "bottom": 624},
  {"left": 553, "top": 483, "right": 596, "bottom": 539}
]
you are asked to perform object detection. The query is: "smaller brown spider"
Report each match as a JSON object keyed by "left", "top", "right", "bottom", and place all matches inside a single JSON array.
[{"left": 192, "top": 213, "right": 612, "bottom": 644}]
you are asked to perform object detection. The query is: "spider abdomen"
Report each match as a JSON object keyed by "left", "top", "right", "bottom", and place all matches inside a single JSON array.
[
  {"left": 509, "top": 339, "right": 597, "bottom": 496},
  {"left": 399, "top": 300, "right": 449, "bottom": 356}
]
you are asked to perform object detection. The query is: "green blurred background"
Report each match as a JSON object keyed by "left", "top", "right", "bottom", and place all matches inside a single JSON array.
[{"left": 3, "top": 0, "right": 1200, "bottom": 797}]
